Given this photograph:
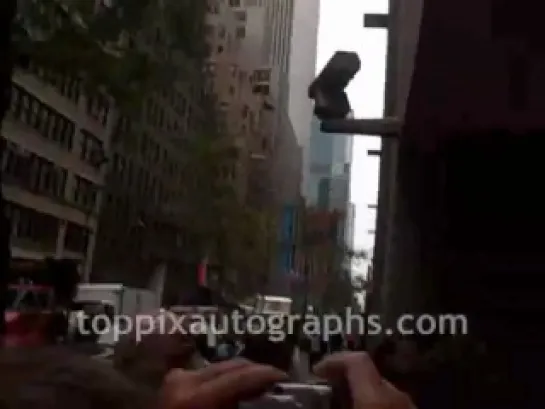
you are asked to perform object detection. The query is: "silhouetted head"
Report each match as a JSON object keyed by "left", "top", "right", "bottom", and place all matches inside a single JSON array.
[
  {"left": 113, "top": 310, "right": 199, "bottom": 392},
  {"left": 240, "top": 316, "right": 295, "bottom": 372},
  {"left": 0, "top": 347, "right": 148, "bottom": 409}
]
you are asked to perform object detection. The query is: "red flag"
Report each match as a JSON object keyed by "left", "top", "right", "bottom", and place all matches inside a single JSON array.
[{"left": 197, "top": 257, "right": 208, "bottom": 286}]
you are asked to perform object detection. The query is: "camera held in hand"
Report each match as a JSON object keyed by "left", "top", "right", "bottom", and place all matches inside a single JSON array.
[{"left": 239, "top": 382, "right": 336, "bottom": 409}]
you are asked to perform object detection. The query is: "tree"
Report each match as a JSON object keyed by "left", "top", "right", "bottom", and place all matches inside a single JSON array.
[
  {"left": 298, "top": 205, "right": 370, "bottom": 313},
  {"left": 11, "top": 0, "right": 206, "bottom": 111},
  {"left": 4, "top": 0, "right": 258, "bottom": 301},
  {"left": 179, "top": 124, "right": 273, "bottom": 296},
  {"left": 2, "top": 0, "right": 212, "bottom": 281}
]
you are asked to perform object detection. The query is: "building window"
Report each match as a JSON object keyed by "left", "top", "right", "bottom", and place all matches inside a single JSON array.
[
  {"left": 64, "top": 222, "right": 90, "bottom": 254},
  {"left": 7, "top": 201, "right": 59, "bottom": 250},
  {"left": 10, "top": 85, "right": 74, "bottom": 151},
  {"left": 27, "top": 155, "right": 67, "bottom": 199},
  {"left": 72, "top": 175, "right": 98, "bottom": 212},
  {"left": 235, "top": 11, "right": 247, "bottom": 21},
  {"left": 86, "top": 93, "right": 110, "bottom": 126},
  {"left": 254, "top": 69, "right": 270, "bottom": 82},
  {"left": 236, "top": 27, "right": 246, "bottom": 39},
  {"left": 1, "top": 138, "right": 67, "bottom": 200},
  {"left": 204, "top": 24, "right": 215, "bottom": 36},
  {"left": 80, "top": 130, "right": 105, "bottom": 168},
  {"left": 27, "top": 63, "right": 81, "bottom": 103}
]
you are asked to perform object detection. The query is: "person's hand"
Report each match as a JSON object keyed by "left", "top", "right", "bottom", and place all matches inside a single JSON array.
[
  {"left": 313, "top": 352, "right": 416, "bottom": 409},
  {"left": 159, "top": 358, "right": 288, "bottom": 409}
]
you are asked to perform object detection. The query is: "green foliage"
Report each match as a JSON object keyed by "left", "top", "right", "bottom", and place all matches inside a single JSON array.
[
  {"left": 13, "top": 0, "right": 264, "bottom": 288},
  {"left": 180, "top": 126, "right": 274, "bottom": 289},
  {"left": 163, "top": 0, "right": 208, "bottom": 59},
  {"left": 13, "top": 0, "right": 207, "bottom": 109}
]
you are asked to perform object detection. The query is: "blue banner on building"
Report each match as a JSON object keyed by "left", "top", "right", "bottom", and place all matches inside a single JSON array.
[{"left": 279, "top": 205, "right": 296, "bottom": 274}]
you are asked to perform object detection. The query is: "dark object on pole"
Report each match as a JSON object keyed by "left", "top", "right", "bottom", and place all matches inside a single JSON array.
[
  {"left": 308, "top": 51, "right": 360, "bottom": 121},
  {"left": 0, "top": 0, "right": 16, "bottom": 339},
  {"left": 308, "top": 51, "right": 402, "bottom": 137},
  {"left": 364, "top": 13, "right": 389, "bottom": 29},
  {"left": 320, "top": 117, "right": 402, "bottom": 136}
]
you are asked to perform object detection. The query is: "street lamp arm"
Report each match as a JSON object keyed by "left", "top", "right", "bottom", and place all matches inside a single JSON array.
[{"left": 320, "top": 117, "right": 402, "bottom": 136}]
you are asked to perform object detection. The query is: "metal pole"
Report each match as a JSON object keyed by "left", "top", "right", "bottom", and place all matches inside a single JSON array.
[{"left": 320, "top": 117, "right": 402, "bottom": 136}]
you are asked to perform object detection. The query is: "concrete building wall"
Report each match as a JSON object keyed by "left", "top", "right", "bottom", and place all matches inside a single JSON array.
[
  {"left": 373, "top": 0, "right": 545, "bottom": 400},
  {"left": 205, "top": 2, "right": 274, "bottom": 202},
  {"left": 345, "top": 202, "right": 355, "bottom": 250},
  {"left": 2, "top": 68, "right": 113, "bottom": 278},
  {"left": 368, "top": 0, "right": 424, "bottom": 327},
  {"left": 92, "top": 5, "right": 211, "bottom": 285},
  {"left": 288, "top": 0, "right": 320, "bottom": 197},
  {"left": 208, "top": 0, "right": 302, "bottom": 294}
]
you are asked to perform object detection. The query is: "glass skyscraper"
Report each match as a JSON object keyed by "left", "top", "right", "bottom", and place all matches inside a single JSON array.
[
  {"left": 306, "top": 117, "right": 355, "bottom": 250},
  {"left": 306, "top": 118, "right": 353, "bottom": 210}
]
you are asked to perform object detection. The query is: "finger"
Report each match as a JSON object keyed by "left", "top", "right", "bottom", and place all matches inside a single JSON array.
[
  {"left": 190, "top": 358, "right": 252, "bottom": 383},
  {"left": 196, "top": 364, "right": 288, "bottom": 408},
  {"left": 162, "top": 359, "right": 251, "bottom": 389},
  {"left": 159, "top": 368, "right": 197, "bottom": 409},
  {"left": 382, "top": 380, "right": 417, "bottom": 409},
  {"left": 313, "top": 352, "right": 383, "bottom": 402}
]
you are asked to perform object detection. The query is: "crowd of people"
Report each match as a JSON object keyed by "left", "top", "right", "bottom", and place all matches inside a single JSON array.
[
  {"left": 1, "top": 284, "right": 510, "bottom": 409},
  {"left": 0, "top": 308, "right": 415, "bottom": 409}
]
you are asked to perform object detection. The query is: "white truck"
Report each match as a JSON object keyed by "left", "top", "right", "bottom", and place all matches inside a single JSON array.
[
  {"left": 76, "top": 284, "right": 160, "bottom": 317},
  {"left": 71, "top": 284, "right": 161, "bottom": 347}
]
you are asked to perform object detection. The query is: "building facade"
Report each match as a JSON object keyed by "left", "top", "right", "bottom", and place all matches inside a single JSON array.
[
  {"left": 307, "top": 117, "right": 353, "bottom": 209},
  {"left": 206, "top": 0, "right": 303, "bottom": 295},
  {"left": 296, "top": 207, "right": 348, "bottom": 310},
  {"left": 92, "top": 4, "right": 211, "bottom": 287},
  {"left": 1, "top": 66, "right": 112, "bottom": 279},
  {"left": 368, "top": 0, "right": 545, "bottom": 402},
  {"left": 289, "top": 0, "right": 320, "bottom": 197},
  {"left": 345, "top": 202, "right": 355, "bottom": 251},
  {"left": 221, "top": 0, "right": 303, "bottom": 293},
  {"left": 366, "top": 0, "right": 423, "bottom": 329}
]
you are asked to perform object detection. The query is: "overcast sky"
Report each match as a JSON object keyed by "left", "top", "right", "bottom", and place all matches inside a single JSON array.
[{"left": 316, "top": 0, "right": 388, "bottom": 272}]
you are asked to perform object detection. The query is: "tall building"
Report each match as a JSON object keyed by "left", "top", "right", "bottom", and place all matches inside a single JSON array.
[
  {"left": 231, "top": 0, "right": 293, "bottom": 105},
  {"left": 289, "top": 0, "right": 320, "bottom": 197},
  {"left": 345, "top": 202, "right": 355, "bottom": 251},
  {"left": 306, "top": 116, "right": 354, "bottom": 281},
  {"left": 298, "top": 207, "right": 347, "bottom": 310},
  {"left": 223, "top": 0, "right": 302, "bottom": 294},
  {"left": 206, "top": 0, "right": 302, "bottom": 295},
  {"left": 307, "top": 117, "right": 353, "bottom": 211},
  {"left": 205, "top": 0, "right": 275, "bottom": 203},
  {"left": 1, "top": 65, "right": 112, "bottom": 278},
  {"left": 92, "top": 4, "right": 211, "bottom": 287},
  {"left": 367, "top": 0, "right": 545, "bottom": 402}
]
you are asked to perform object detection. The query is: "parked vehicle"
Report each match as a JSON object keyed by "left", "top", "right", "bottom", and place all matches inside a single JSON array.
[
  {"left": 4, "top": 258, "right": 79, "bottom": 346},
  {"left": 71, "top": 283, "right": 161, "bottom": 346}
]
